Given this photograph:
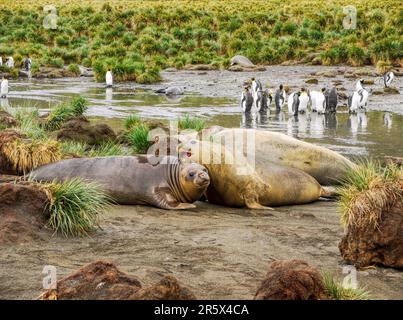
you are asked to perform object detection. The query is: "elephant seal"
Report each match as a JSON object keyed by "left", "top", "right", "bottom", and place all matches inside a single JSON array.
[
  {"left": 230, "top": 55, "right": 255, "bottom": 68},
  {"left": 209, "top": 128, "right": 354, "bottom": 185},
  {"left": 179, "top": 140, "right": 334, "bottom": 208},
  {"left": 30, "top": 156, "right": 210, "bottom": 210}
]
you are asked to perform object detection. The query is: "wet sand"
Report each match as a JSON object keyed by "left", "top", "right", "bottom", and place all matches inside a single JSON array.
[{"left": 1, "top": 200, "right": 402, "bottom": 300}]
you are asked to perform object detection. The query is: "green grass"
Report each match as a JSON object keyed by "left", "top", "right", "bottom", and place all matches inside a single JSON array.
[
  {"left": 124, "top": 114, "right": 141, "bottom": 130},
  {"left": 15, "top": 110, "right": 46, "bottom": 140},
  {"left": 44, "top": 97, "right": 88, "bottom": 131},
  {"left": 60, "top": 140, "right": 129, "bottom": 157},
  {"left": 178, "top": 114, "right": 206, "bottom": 131},
  {"left": 337, "top": 160, "right": 402, "bottom": 229},
  {"left": 321, "top": 271, "right": 370, "bottom": 300},
  {"left": 0, "top": 0, "right": 401, "bottom": 83},
  {"left": 44, "top": 178, "right": 112, "bottom": 237},
  {"left": 127, "top": 124, "right": 152, "bottom": 154}
]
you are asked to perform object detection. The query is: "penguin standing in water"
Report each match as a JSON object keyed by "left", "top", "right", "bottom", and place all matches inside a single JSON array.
[
  {"left": 349, "top": 79, "right": 370, "bottom": 113},
  {"left": 325, "top": 87, "right": 338, "bottom": 113},
  {"left": 297, "top": 88, "right": 310, "bottom": 113},
  {"left": 240, "top": 86, "right": 254, "bottom": 113},
  {"left": 1, "top": 77, "right": 9, "bottom": 98},
  {"left": 256, "top": 89, "right": 272, "bottom": 114},
  {"left": 288, "top": 91, "right": 301, "bottom": 116},
  {"left": 310, "top": 88, "right": 327, "bottom": 114},
  {"left": 274, "top": 84, "right": 286, "bottom": 110},
  {"left": 251, "top": 77, "right": 263, "bottom": 108},
  {"left": 105, "top": 68, "right": 113, "bottom": 87},
  {"left": 383, "top": 71, "right": 395, "bottom": 88}
]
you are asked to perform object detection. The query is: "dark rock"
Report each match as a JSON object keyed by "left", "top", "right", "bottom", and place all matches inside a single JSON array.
[
  {"left": 254, "top": 260, "right": 329, "bottom": 300},
  {"left": 339, "top": 199, "right": 403, "bottom": 269},
  {"left": 384, "top": 87, "right": 399, "bottom": 94},
  {"left": 0, "top": 110, "right": 17, "bottom": 127},
  {"left": 40, "top": 260, "right": 196, "bottom": 300},
  {"left": 305, "top": 78, "right": 319, "bottom": 84},
  {"left": 56, "top": 117, "right": 116, "bottom": 145}
]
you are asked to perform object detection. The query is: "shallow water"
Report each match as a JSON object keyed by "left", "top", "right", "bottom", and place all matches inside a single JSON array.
[{"left": 2, "top": 76, "right": 403, "bottom": 159}]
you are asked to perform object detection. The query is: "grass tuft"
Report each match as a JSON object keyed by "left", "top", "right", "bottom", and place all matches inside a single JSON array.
[
  {"left": 60, "top": 140, "right": 129, "bottom": 157},
  {"left": 43, "top": 178, "right": 112, "bottom": 237},
  {"left": 321, "top": 271, "right": 370, "bottom": 300},
  {"left": 44, "top": 97, "right": 88, "bottom": 131},
  {"left": 2, "top": 139, "right": 61, "bottom": 174},
  {"left": 178, "top": 114, "right": 205, "bottom": 131},
  {"left": 124, "top": 114, "right": 141, "bottom": 130},
  {"left": 127, "top": 124, "right": 152, "bottom": 154},
  {"left": 337, "top": 160, "right": 402, "bottom": 229}
]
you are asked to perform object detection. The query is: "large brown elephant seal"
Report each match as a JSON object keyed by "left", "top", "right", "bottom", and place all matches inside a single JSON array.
[
  {"left": 208, "top": 128, "right": 354, "bottom": 185},
  {"left": 30, "top": 156, "right": 210, "bottom": 210},
  {"left": 179, "top": 140, "right": 334, "bottom": 208}
]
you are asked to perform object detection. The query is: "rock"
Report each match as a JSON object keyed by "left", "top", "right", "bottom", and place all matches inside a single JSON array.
[
  {"left": 384, "top": 87, "right": 400, "bottom": 94},
  {"left": 332, "top": 80, "right": 343, "bottom": 86},
  {"left": 40, "top": 260, "right": 196, "bottom": 300},
  {"left": 315, "top": 71, "right": 336, "bottom": 78},
  {"left": 56, "top": 117, "right": 116, "bottom": 145},
  {"left": 230, "top": 55, "right": 255, "bottom": 68},
  {"left": 18, "top": 70, "right": 30, "bottom": 78},
  {"left": 311, "top": 56, "right": 322, "bottom": 65},
  {"left": 183, "top": 64, "right": 217, "bottom": 71},
  {"left": 362, "top": 79, "right": 374, "bottom": 85},
  {"left": 254, "top": 260, "right": 329, "bottom": 300},
  {"left": 0, "top": 182, "right": 49, "bottom": 244},
  {"left": 344, "top": 73, "right": 357, "bottom": 79},
  {"left": 228, "top": 65, "right": 266, "bottom": 72},
  {"left": 353, "top": 68, "right": 376, "bottom": 77},
  {"left": 132, "top": 276, "right": 196, "bottom": 300},
  {"left": 372, "top": 90, "right": 384, "bottom": 95},
  {"left": 305, "top": 78, "right": 319, "bottom": 84},
  {"left": 78, "top": 65, "right": 94, "bottom": 77},
  {"left": 339, "top": 198, "right": 403, "bottom": 269},
  {"left": 33, "top": 67, "right": 76, "bottom": 79},
  {"left": 0, "top": 110, "right": 17, "bottom": 127},
  {"left": 164, "top": 67, "right": 177, "bottom": 72}
]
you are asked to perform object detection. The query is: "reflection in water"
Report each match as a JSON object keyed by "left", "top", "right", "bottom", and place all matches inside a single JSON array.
[
  {"left": 257, "top": 112, "right": 268, "bottom": 126},
  {"left": 241, "top": 112, "right": 258, "bottom": 128},
  {"left": 310, "top": 113, "right": 325, "bottom": 138},
  {"left": 384, "top": 112, "right": 392, "bottom": 130},
  {"left": 272, "top": 110, "right": 286, "bottom": 123},
  {"left": 348, "top": 112, "right": 368, "bottom": 137},
  {"left": 324, "top": 113, "right": 337, "bottom": 131},
  {"left": 105, "top": 88, "right": 113, "bottom": 101},
  {"left": 0, "top": 98, "right": 10, "bottom": 110}
]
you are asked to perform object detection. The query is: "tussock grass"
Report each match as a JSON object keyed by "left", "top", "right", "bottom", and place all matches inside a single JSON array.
[
  {"left": 45, "top": 97, "right": 88, "bottom": 131},
  {"left": 337, "top": 160, "right": 402, "bottom": 229},
  {"left": 15, "top": 110, "right": 46, "bottom": 140},
  {"left": 127, "top": 124, "right": 152, "bottom": 154},
  {"left": 2, "top": 139, "right": 61, "bottom": 174},
  {"left": 124, "top": 114, "right": 141, "bottom": 131},
  {"left": 60, "top": 140, "right": 129, "bottom": 157},
  {"left": 321, "top": 271, "right": 370, "bottom": 300},
  {"left": 178, "top": 114, "right": 205, "bottom": 132},
  {"left": 43, "top": 178, "right": 112, "bottom": 237}
]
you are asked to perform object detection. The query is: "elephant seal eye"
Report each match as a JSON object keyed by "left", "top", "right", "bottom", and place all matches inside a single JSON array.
[{"left": 189, "top": 172, "right": 195, "bottom": 177}]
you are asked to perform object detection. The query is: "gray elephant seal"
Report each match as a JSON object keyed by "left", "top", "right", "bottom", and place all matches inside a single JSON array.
[{"left": 30, "top": 156, "right": 210, "bottom": 209}]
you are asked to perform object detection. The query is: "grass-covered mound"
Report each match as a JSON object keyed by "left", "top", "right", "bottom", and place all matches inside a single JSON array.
[
  {"left": 0, "top": 0, "right": 401, "bottom": 82},
  {"left": 337, "top": 160, "right": 403, "bottom": 268}
]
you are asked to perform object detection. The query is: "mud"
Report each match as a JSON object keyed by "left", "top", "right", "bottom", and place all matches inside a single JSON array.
[{"left": 1, "top": 201, "right": 402, "bottom": 300}]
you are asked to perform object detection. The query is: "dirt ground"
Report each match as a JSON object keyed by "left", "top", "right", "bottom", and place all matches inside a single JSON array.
[{"left": 1, "top": 200, "right": 402, "bottom": 300}]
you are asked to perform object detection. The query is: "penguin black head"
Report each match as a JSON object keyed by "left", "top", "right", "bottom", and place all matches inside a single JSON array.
[
  {"left": 321, "top": 88, "right": 326, "bottom": 92},
  {"left": 251, "top": 77, "right": 255, "bottom": 81},
  {"left": 359, "top": 79, "right": 364, "bottom": 84},
  {"left": 301, "top": 87, "right": 306, "bottom": 92},
  {"left": 279, "top": 84, "right": 283, "bottom": 90}
]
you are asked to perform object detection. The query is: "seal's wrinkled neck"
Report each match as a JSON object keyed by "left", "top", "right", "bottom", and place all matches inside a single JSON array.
[{"left": 165, "top": 160, "right": 193, "bottom": 204}]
